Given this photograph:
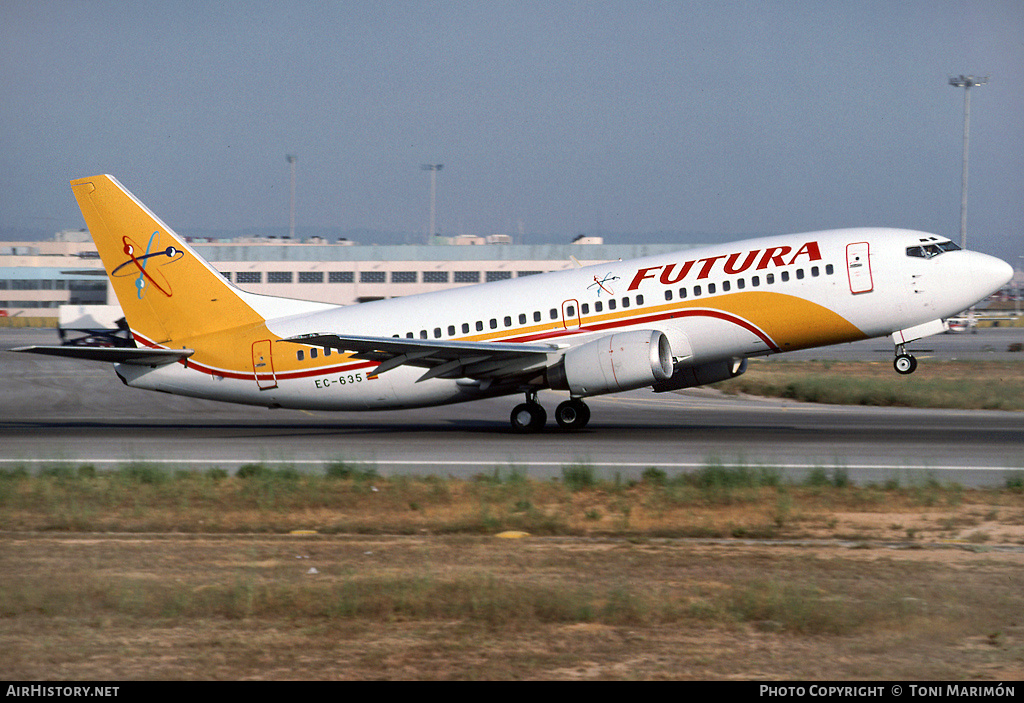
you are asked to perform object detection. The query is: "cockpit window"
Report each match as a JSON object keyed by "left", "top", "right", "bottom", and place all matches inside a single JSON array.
[{"left": 906, "top": 240, "right": 961, "bottom": 259}]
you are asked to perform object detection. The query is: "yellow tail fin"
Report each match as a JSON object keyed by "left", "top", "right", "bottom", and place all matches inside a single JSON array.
[{"left": 70, "top": 175, "right": 264, "bottom": 345}]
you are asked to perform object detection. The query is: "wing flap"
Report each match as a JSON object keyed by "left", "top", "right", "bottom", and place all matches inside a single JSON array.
[{"left": 283, "top": 333, "right": 560, "bottom": 382}]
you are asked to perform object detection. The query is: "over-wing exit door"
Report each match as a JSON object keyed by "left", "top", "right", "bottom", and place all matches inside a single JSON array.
[
  {"left": 561, "top": 299, "right": 581, "bottom": 329},
  {"left": 846, "top": 242, "right": 873, "bottom": 294}
]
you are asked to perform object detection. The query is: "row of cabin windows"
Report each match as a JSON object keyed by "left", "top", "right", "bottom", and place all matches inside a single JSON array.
[
  {"left": 296, "top": 346, "right": 334, "bottom": 361},
  {"left": 294, "top": 293, "right": 650, "bottom": 359},
  {"left": 662, "top": 265, "right": 834, "bottom": 301},
  {"left": 397, "top": 294, "right": 648, "bottom": 341},
  {"left": 388, "top": 264, "right": 836, "bottom": 346},
  {"left": 293, "top": 264, "right": 837, "bottom": 360},
  {"left": 230, "top": 270, "right": 544, "bottom": 285}
]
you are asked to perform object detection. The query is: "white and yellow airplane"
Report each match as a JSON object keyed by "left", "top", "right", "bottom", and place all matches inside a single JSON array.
[{"left": 15, "top": 175, "right": 1014, "bottom": 432}]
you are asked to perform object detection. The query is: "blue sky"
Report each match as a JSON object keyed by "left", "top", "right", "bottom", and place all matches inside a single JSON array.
[{"left": 2, "top": 1, "right": 1021, "bottom": 262}]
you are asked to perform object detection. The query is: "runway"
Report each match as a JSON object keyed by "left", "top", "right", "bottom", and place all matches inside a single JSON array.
[{"left": 1, "top": 328, "right": 1022, "bottom": 486}]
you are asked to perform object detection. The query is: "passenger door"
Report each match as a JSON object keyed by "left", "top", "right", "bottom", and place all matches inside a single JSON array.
[
  {"left": 251, "top": 339, "right": 278, "bottom": 390},
  {"left": 846, "top": 242, "right": 873, "bottom": 294}
]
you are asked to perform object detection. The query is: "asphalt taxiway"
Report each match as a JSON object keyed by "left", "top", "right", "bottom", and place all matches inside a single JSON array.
[{"left": 1, "top": 328, "right": 1021, "bottom": 486}]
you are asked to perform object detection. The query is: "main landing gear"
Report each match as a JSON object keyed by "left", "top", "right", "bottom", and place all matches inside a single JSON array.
[
  {"left": 893, "top": 344, "right": 918, "bottom": 375},
  {"left": 510, "top": 394, "right": 546, "bottom": 433},
  {"left": 554, "top": 398, "right": 591, "bottom": 430},
  {"left": 510, "top": 392, "right": 591, "bottom": 433}
]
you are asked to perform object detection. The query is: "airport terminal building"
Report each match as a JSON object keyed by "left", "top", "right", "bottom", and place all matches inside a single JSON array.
[{"left": 0, "top": 230, "right": 686, "bottom": 324}]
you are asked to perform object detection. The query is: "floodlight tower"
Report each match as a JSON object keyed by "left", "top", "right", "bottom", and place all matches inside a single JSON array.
[
  {"left": 948, "top": 75, "right": 987, "bottom": 250},
  {"left": 286, "top": 155, "right": 298, "bottom": 239},
  {"left": 422, "top": 164, "right": 443, "bottom": 243}
]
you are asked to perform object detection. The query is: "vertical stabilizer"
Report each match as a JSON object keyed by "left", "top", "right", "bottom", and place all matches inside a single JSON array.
[{"left": 70, "top": 175, "right": 264, "bottom": 345}]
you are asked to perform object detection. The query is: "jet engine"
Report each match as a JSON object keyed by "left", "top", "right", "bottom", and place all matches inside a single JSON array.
[
  {"left": 548, "top": 329, "right": 673, "bottom": 397},
  {"left": 651, "top": 357, "right": 747, "bottom": 393}
]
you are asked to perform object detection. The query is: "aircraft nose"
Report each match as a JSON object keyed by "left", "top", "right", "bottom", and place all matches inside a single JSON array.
[
  {"left": 966, "top": 251, "right": 1013, "bottom": 297},
  {"left": 982, "top": 253, "right": 1013, "bottom": 288}
]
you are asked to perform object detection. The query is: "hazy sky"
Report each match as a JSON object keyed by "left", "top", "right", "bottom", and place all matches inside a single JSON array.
[{"left": 2, "top": 0, "right": 1022, "bottom": 262}]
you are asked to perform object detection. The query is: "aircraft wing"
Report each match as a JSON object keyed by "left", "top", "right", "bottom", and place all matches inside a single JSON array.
[
  {"left": 11, "top": 345, "right": 194, "bottom": 366},
  {"left": 283, "top": 333, "right": 564, "bottom": 383}
]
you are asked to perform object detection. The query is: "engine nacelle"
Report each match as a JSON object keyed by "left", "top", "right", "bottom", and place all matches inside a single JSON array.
[
  {"left": 549, "top": 330, "right": 673, "bottom": 397},
  {"left": 651, "top": 357, "right": 747, "bottom": 393}
]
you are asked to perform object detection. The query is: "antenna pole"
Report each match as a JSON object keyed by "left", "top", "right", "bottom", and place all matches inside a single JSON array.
[
  {"left": 421, "top": 164, "right": 443, "bottom": 244},
  {"left": 286, "top": 154, "right": 297, "bottom": 239}
]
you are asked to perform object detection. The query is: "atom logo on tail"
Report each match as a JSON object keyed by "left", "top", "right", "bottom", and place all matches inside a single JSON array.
[{"left": 111, "top": 231, "right": 184, "bottom": 298}]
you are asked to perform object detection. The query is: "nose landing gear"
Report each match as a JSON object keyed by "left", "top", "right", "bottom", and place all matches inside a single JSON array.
[{"left": 893, "top": 344, "right": 918, "bottom": 375}]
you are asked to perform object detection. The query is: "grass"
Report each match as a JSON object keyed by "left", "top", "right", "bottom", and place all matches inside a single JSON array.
[
  {"left": 0, "top": 560, "right": 944, "bottom": 633},
  {"left": 3, "top": 460, "right": 1024, "bottom": 541},
  {"left": 3, "top": 462, "right": 1024, "bottom": 679},
  {"left": 3, "top": 530, "right": 1023, "bottom": 679},
  {"left": 712, "top": 359, "right": 1024, "bottom": 410}
]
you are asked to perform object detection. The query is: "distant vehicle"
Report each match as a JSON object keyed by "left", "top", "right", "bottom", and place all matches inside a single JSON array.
[
  {"left": 945, "top": 317, "right": 973, "bottom": 334},
  {"left": 12, "top": 174, "right": 1014, "bottom": 432}
]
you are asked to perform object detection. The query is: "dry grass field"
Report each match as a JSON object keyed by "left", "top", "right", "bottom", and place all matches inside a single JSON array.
[
  {"left": 714, "top": 360, "right": 1024, "bottom": 410},
  {"left": 3, "top": 465, "right": 1024, "bottom": 680}
]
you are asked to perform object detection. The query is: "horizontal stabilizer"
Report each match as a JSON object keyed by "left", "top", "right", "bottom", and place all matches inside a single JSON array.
[{"left": 11, "top": 345, "right": 193, "bottom": 366}]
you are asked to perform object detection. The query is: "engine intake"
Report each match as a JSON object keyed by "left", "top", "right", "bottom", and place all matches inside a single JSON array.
[{"left": 549, "top": 329, "right": 673, "bottom": 397}]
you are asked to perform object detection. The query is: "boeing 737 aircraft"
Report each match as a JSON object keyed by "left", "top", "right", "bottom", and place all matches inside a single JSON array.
[{"left": 15, "top": 175, "right": 1013, "bottom": 432}]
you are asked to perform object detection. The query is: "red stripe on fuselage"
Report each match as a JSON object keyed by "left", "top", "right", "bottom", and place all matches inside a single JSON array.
[
  {"left": 508, "top": 307, "right": 778, "bottom": 351},
  {"left": 132, "top": 305, "right": 777, "bottom": 382}
]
